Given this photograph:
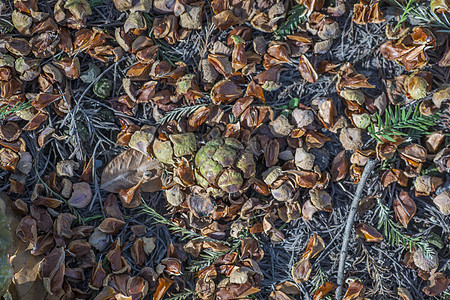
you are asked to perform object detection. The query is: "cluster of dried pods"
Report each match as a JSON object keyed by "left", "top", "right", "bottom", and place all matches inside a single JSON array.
[{"left": 0, "top": 0, "right": 449, "bottom": 299}]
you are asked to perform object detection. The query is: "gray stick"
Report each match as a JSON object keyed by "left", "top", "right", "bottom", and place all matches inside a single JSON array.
[{"left": 335, "top": 159, "right": 377, "bottom": 299}]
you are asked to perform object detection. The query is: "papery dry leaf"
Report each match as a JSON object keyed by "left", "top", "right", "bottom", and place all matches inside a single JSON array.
[
  {"left": 89, "top": 228, "right": 109, "bottom": 252},
  {"left": 434, "top": 147, "right": 450, "bottom": 173},
  {"left": 302, "top": 199, "right": 319, "bottom": 220},
  {"left": 129, "top": 130, "right": 155, "bottom": 157},
  {"left": 1, "top": 193, "right": 45, "bottom": 299},
  {"left": 309, "top": 189, "right": 332, "bottom": 212},
  {"left": 379, "top": 27, "right": 435, "bottom": 71},
  {"left": 393, "top": 191, "right": 416, "bottom": 227},
  {"left": 68, "top": 182, "right": 92, "bottom": 208},
  {"left": 53, "top": 56, "right": 80, "bottom": 79},
  {"left": 424, "top": 132, "right": 445, "bottom": 154},
  {"left": 433, "top": 190, "right": 450, "bottom": 215},
  {"left": 101, "top": 149, "right": 162, "bottom": 193},
  {"left": 269, "top": 115, "right": 292, "bottom": 137},
  {"left": 313, "top": 282, "right": 337, "bottom": 300},
  {"left": 413, "top": 248, "right": 438, "bottom": 272},
  {"left": 131, "top": 238, "right": 145, "bottom": 266},
  {"left": 188, "top": 106, "right": 210, "bottom": 130},
  {"left": 339, "top": 127, "right": 363, "bottom": 150},
  {"left": 212, "top": 10, "right": 239, "bottom": 31},
  {"left": 188, "top": 193, "right": 215, "bottom": 218},
  {"left": 414, "top": 175, "right": 443, "bottom": 196},
  {"left": 355, "top": 223, "right": 383, "bottom": 242}
]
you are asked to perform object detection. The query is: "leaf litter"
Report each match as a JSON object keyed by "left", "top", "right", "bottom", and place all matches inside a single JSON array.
[{"left": 0, "top": 0, "right": 448, "bottom": 299}]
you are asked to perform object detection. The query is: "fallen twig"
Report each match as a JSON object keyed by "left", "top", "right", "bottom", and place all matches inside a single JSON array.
[{"left": 335, "top": 159, "right": 377, "bottom": 299}]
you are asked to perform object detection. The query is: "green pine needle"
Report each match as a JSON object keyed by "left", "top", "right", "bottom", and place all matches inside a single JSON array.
[
  {"left": 0, "top": 101, "right": 32, "bottom": 120},
  {"left": 389, "top": 0, "right": 450, "bottom": 32},
  {"left": 165, "top": 289, "right": 196, "bottom": 300},
  {"left": 368, "top": 105, "right": 440, "bottom": 143},
  {"left": 275, "top": 5, "right": 306, "bottom": 36},
  {"left": 375, "top": 200, "right": 434, "bottom": 258},
  {"left": 0, "top": 18, "right": 14, "bottom": 34}
]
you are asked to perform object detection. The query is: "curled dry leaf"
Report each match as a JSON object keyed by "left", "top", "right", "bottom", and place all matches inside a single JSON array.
[
  {"left": 344, "top": 280, "right": 364, "bottom": 300},
  {"left": 313, "top": 282, "right": 337, "bottom": 300},
  {"left": 398, "top": 287, "right": 413, "bottom": 300},
  {"left": 269, "top": 115, "right": 292, "bottom": 137},
  {"left": 41, "top": 247, "right": 65, "bottom": 295},
  {"left": 291, "top": 257, "right": 311, "bottom": 284},
  {"left": 101, "top": 149, "right": 162, "bottom": 193},
  {"left": 352, "top": 0, "right": 385, "bottom": 25},
  {"left": 422, "top": 272, "right": 450, "bottom": 296},
  {"left": 355, "top": 223, "right": 383, "bottom": 243},
  {"left": 68, "top": 182, "right": 92, "bottom": 208},
  {"left": 302, "top": 233, "right": 325, "bottom": 259},
  {"left": 414, "top": 175, "right": 443, "bottom": 196},
  {"left": 309, "top": 189, "right": 332, "bottom": 212},
  {"left": 393, "top": 191, "right": 416, "bottom": 227},
  {"left": 0, "top": 122, "right": 21, "bottom": 142},
  {"left": 210, "top": 79, "right": 243, "bottom": 104},
  {"left": 379, "top": 27, "right": 435, "bottom": 71},
  {"left": 331, "top": 150, "right": 348, "bottom": 181},
  {"left": 153, "top": 277, "right": 174, "bottom": 300},
  {"left": 98, "top": 217, "right": 126, "bottom": 234},
  {"left": 298, "top": 55, "right": 318, "bottom": 83}
]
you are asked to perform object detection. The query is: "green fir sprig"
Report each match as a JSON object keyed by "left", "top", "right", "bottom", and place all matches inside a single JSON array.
[
  {"left": 157, "top": 104, "right": 206, "bottom": 125},
  {"left": 394, "top": 0, "right": 418, "bottom": 30},
  {"left": 186, "top": 240, "right": 241, "bottom": 273},
  {"left": 186, "top": 249, "right": 228, "bottom": 273},
  {"left": 375, "top": 200, "right": 434, "bottom": 258},
  {"left": 368, "top": 105, "right": 440, "bottom": 143},
  {"left": 139, "top": 202, "right": 230, "bottom": 245},
  {"left": 275, "top": 5, "right": 306, "bottom": 36}
]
